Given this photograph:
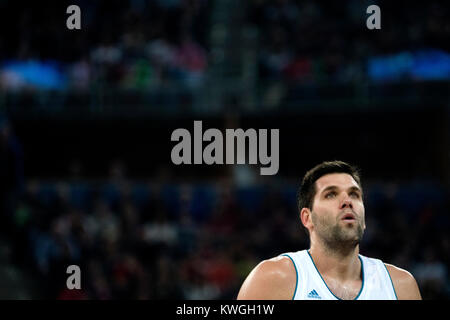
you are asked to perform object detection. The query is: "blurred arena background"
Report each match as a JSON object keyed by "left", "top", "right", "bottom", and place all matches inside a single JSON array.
[{"left": 0, "top": 0, "right": 449, "bottom": 299}]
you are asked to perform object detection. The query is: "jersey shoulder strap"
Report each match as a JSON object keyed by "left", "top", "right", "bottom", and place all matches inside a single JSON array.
[{"left": 358, "top": 254, "right": 398, "bottom": 300}]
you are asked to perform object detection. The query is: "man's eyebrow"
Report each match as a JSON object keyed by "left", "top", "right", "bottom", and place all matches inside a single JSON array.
[
  {"left": 348, "top": 186, "right": 363, "bottom": 195},
  {"left": 320, "top": 185, "right": 338, "bottom": 194},
  {"left": 320, "top": 185, "right": 363, "bottom": 194}
]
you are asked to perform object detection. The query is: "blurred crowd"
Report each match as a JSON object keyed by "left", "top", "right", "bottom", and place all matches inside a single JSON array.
[
  {"left": 247, "top": 0, "right": 450, "bottom": 84},
  {"left": 0, "top": 0, "right": 210, "bottom": 91},
  {"left": 1, "top": 0, "right": 450, "bottom": 95}
]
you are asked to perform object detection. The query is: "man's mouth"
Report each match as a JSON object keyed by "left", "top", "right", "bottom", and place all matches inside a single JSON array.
[{"left": 341, "top": 212, "right": 356, "bottom": 221}]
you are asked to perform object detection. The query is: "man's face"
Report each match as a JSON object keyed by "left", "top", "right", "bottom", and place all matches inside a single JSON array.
[{"left": 309, "top": 173, "right": 366, "bottom": 246}]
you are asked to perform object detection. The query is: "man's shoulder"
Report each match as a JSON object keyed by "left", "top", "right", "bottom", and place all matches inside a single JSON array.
[
  {"left": 384, "top": 263, "right": 414, "bottom": 281},
  {"left": 257, "top": 255, "right": 297, "bottom": 277},
  {"left": 237, "top": 255, "right": 297, "bottom": 300},
  {"left": 247, "top": 255, "right": 297, "bottom": 288},
  {"left": 384, "top": 263, "right": 422, "bottom": 300}
]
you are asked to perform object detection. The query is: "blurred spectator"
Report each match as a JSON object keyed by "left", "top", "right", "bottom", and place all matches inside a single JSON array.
[
  {"left": 413, "top": 246, "right": 448, "bottom": 299},
  {"left": 0, "top": 116, "right": 24, "bottom": 239}
]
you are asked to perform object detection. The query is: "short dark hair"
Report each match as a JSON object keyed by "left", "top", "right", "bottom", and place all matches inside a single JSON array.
[{"left": 297, "top": 160, "right": 362, "bottom": 213}]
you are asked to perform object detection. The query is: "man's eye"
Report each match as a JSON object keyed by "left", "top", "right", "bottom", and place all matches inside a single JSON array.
[
  {"left": 350, "top": 192, "right": 360, "bottom": 198},
  {"left": 325, "top": 192, "right": 336, "bottom": 198}
]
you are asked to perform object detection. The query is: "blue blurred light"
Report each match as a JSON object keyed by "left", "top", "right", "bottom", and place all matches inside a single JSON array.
[{"left": 1, "top": 59, "right": 67, "bottom": 89}]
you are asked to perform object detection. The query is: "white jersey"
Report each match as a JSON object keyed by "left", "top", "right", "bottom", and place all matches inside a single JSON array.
[{"left": 280, "top": 250, "right": 397, "bottom": 300}]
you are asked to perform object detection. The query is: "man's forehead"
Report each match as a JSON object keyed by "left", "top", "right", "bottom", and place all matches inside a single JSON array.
[{"left": 315, "top": 173, "right": 360, "bottom": 191}]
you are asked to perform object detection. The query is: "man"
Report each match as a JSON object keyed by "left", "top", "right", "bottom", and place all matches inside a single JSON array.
[{"left": 237, "top": 161, "right": 421, "bottom": 300}]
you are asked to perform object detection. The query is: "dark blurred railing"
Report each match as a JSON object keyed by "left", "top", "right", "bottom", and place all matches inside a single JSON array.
[{"left": 1, "top": 79, "right": 449, "bottom": 118}]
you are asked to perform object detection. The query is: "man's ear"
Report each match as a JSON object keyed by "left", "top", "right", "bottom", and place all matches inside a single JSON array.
[{"left": 300, "top": 207, "right": 312, "bottom": 231}]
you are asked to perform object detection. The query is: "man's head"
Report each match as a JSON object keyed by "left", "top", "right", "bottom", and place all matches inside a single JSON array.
[{"left": 297, "top": 161, "right": 366, "bottom": 250}]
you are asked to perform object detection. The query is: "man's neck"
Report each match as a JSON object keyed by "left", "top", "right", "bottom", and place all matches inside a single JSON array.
[{"left": 308, "top": 240, "right": 361, "bottom": 282}]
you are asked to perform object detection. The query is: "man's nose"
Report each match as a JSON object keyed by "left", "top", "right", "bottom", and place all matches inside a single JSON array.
[{"left": 340, "top": 198, "right": 353, "bottom": 209}]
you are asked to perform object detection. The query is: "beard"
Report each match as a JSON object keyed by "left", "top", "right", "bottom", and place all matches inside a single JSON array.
[{"left": 311, "top": 210, "right": 365, "bottom": 254}]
